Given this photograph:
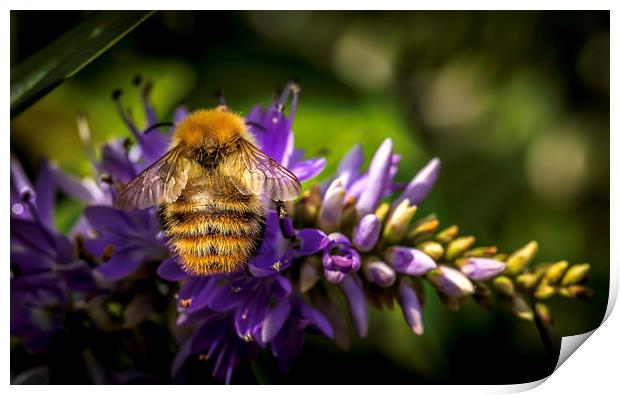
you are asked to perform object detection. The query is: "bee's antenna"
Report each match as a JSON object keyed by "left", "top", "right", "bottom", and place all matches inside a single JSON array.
[
  {"left": 144, "top": 122, "right": 175, "bottom": 134},
  {"left": 245, "top": 121, "right": 267, "bottom": 133}
]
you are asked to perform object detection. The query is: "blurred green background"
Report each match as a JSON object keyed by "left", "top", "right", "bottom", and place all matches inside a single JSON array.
[{"left": 10, "top": 11, "right": 609, "bottom": 383}]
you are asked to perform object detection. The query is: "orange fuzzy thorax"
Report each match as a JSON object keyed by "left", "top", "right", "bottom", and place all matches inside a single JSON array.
[{"left": 173, "top": 108, "right": 249, "bottom": 148}]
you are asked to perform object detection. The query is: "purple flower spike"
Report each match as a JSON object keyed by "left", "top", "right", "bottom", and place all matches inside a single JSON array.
[
  {"left": 393, "top": 157, "right": 441, "bottom": 209},
  {"left": 356, "top": 138, "right": 393, "bottom": 217},
  {"left": 384, "top": 247, "right": 437, "bottom": 276},
  {"left": 428, "top": 265, "right": 475, "bottom": 298},
  {"left": 363, "top": 259, "right": 396, "bottom": 287},
  {"left": 340, "top": 274, "right": 368, "bottom": 337},
  {"left": 398, "top": 282, "right": 424, "bottom": 335},
  {"left": 460, "top": 258, "right": 506, "bottom": 281},
  {"left": 352, "top": 214, "right": 382, "bottom": 252}
]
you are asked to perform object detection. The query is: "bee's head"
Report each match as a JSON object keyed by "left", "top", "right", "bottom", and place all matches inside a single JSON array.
[{"left": 174, "top": 107, "right": 248, "bottom": 149}]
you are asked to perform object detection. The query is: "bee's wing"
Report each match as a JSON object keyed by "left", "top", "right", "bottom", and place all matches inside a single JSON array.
[
  {"left": 226, "top": 139, "right": 301, "bottom": 201},
  {"left": 116, "top": 145, "right": 191, "bottom": 210}
]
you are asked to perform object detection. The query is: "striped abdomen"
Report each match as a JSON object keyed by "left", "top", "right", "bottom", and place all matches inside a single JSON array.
[{"left": 160, "top": 173, "right": 265, "bottom": 276}]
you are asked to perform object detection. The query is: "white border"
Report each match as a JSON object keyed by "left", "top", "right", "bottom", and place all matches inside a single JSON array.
[{"left": 5, "top": 3, "right": 618, "bottom": 393}]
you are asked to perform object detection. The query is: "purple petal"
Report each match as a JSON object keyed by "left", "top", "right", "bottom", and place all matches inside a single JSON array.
[
  {"left": 398, "top": 282, "right": 424, "bottom": 335},
  {"left": 173, "top": 106, "right": 189, "bottom": 124},
  {"left": 393, "top": 157, "right": 441, "bottom": 208},
  {"left": 323, "top": 268, "right": 346, "bottom": 283},
  {"left": 296, "top": 229, "right": 329, "bottom": 255},
  {"left": 352, "top": 214, "right": 382, "bottom": 252},
  {"left": 261, "top": 298, "right": 292, "bottom": 343},
  {"left": 362, "top": 259, "right": 396, "bottom": 288},
  {"left": 460, "top": 258, "right": 506, "bottom": 281},
  {"left": 385, "top": 247, "right": 437, "bottom": 276},
  {"left": 157, "top": 256, "right": 188, "bottom": 281},
  {"left": 101, "top": 141, "right": 137, "bottom": 183},
  {"left": 428, "top": 265, "right": 475, "bottom": 297},
  {"left": 51, "top": 164, "right": 107, "bottom": 205},
  {"left": 95, "top": 251, "right": 146, "bottom": 280},
  {"left": 272, "top": 319, "right": 304, "bottom": 372},
  {"left": 356, "top": 139, "right": 393, "bottom": 217},
  {"left": 340, "top": 275, "right": 368, "bottom": 337},
  {"left": 337, "top": 144, "right": 364, "bottom": 188},
  {"left": 11, "top": 156, "right": 34, "bottom": 201},
  {"left": 34, "top": 160, "right": 56, "bottom": 228},
  {"left": 290, "top": 158, "right": 326, "bottom": 182},
  {"left": 298, "top": 302, "right": 334, "bottom": 339}
]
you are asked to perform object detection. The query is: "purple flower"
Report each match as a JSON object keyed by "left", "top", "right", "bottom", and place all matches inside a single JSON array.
[
  {"left": 83, "top": 206, "right": 167, "bottom": 281},
  {"left": 352, "top": 214, "right": 382, "bottom": 252},
  {"left": 362, "top": 258, "right": 396, "bottom": 287},
  {"left": 460, "top": 258, "right": 506, "bottom": 281},
  {"left": 398, "top": 282, "right": 424, "bottom": 335},
  {"left": 10, "top": 158, "right": 97, "bottom": 352},
  {"left": 392, "top": 157, "right": 441, "bottom": 209},
  {"left": 384, "top": 247, "right": 437, "bottom": 276},
  {"left": 340, "top": 274, "right": 368, "bottom": 337},
  {"left": 322, "top": 233, "right": 362, "bottom": 283},
  {"left": 246, "top": 83, "right": 325, "bottom": 182},
  {"left": 318, "top": 178, "right": 346, "bottom": 233},
  {"left": 427, "top": 265, "right": 475, "bottom": 298},
  {"left": 355, "top": 138, "right": 393, "bottom": 217}
]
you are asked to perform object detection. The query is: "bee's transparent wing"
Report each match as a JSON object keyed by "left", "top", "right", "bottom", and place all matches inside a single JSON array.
[
  {"left": 226, "top": 139, "right": 301, "bottom": 201},
  {"left": 116, "top": 145, "right": 191, "bottom": 210}
]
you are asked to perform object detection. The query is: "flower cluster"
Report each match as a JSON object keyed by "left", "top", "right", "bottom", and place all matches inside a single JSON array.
[{"left": 10, "top": 80, "right": 593, "bottom": 384}]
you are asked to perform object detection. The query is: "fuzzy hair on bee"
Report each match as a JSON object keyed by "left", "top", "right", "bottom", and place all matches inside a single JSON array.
[{"left": 116, "top": 106, "right": 301, "bottom": 276}]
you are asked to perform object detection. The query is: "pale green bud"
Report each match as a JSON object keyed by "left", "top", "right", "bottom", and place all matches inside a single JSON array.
[
  {"left": 534, "top": 282, "right": 555, "bottom": 299},
  {"left": 445, "top": 236, "right": 476, "bottom": 261},
  {"left": 383, "top": 199, "right": 417, "bottom": 244},
  {"left": 417, "top": 241, "right": 445, "bottom": 261},
  {"left": 544, "top": 260, "right": 569, "bottom": 284},
  {"left": 561, "top": 263, "right": 591, "bottom": 286},
  {"left": 435, "top": 225, "right": 458, "bottom": 244},
  {"left": 493, "top": 276, "right": 515, "bottom": 297},
  {"left": 505, "top": 241, "right": 538, "bottom": 276}
]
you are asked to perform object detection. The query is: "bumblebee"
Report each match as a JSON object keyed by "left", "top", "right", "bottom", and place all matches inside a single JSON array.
[{"left": 116, "top": 106, "right": 301, "bottom": 276}]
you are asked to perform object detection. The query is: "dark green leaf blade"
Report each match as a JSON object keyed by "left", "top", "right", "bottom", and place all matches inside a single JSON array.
[{"left": 10, "top": 11, "right": 154, "bottom": 118}]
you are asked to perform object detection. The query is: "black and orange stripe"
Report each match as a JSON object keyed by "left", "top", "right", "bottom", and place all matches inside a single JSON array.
[{"left": 160, "top": 173, "right": 265, "bottom": 276}]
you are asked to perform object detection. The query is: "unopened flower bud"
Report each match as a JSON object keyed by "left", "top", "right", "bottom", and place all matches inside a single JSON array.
[
  {"left": 511, "top": 294, "right": 534, "bottom": 321},
  {"left": 560, "top": 263, "right": 591, "bottom": 286},
  {"left": 352, "top": 214, "right": 381, "bottom": 252},
  {"left": 463, "top": 246, "right": 498, "bottom": 258},
  {"left": 493, "top": 276, "right": 515, "bottom": 297},
  {"left": 417, "top": 241, "right": 444, "bottom": 261},
  {"left": 383, "top": 199, "right": 417, "bottom": 244},
  {"left": 427, "top": 265, "right": 475, "bottom": 298},
  {"left": 319, "top": 178, "right": 346, "bottom": 233},
  {"left": 435, "top": 225, "right": 458, "bottom": 244},
  {"left": 362, "top": 257, "right": 396, "bottom": 287},
  {"left": 544, "top": 260, "right": 569, "bottom": 284},
  {"left": 374, "top": 202, "right": 390, "bottom": 222},
  {"left": 534, "top": 282, "right": 555, "bottom": 299},
  {"left": 445, "top": 236, "right": 476, "bottom": 261},
  {"left": 558, "top": 284, "right": 592, "bottom": 298},
  {"left": 398, "top": 282, "right": 424, "bottom": 335},
  {"left": 505, "top": 241, "right": 538, "bottom": 276},
  {"left": 384, "top": 247, "right": 437, "bottom": 276},
  {"left": 516, "top": 273, "right": 540, "bottom": 289},
  {"left": 460, "top": 258, "right": 506, "bottom": 281},
  {"left": 406, "top": 218, "right": 439, "bottom": 244}
]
